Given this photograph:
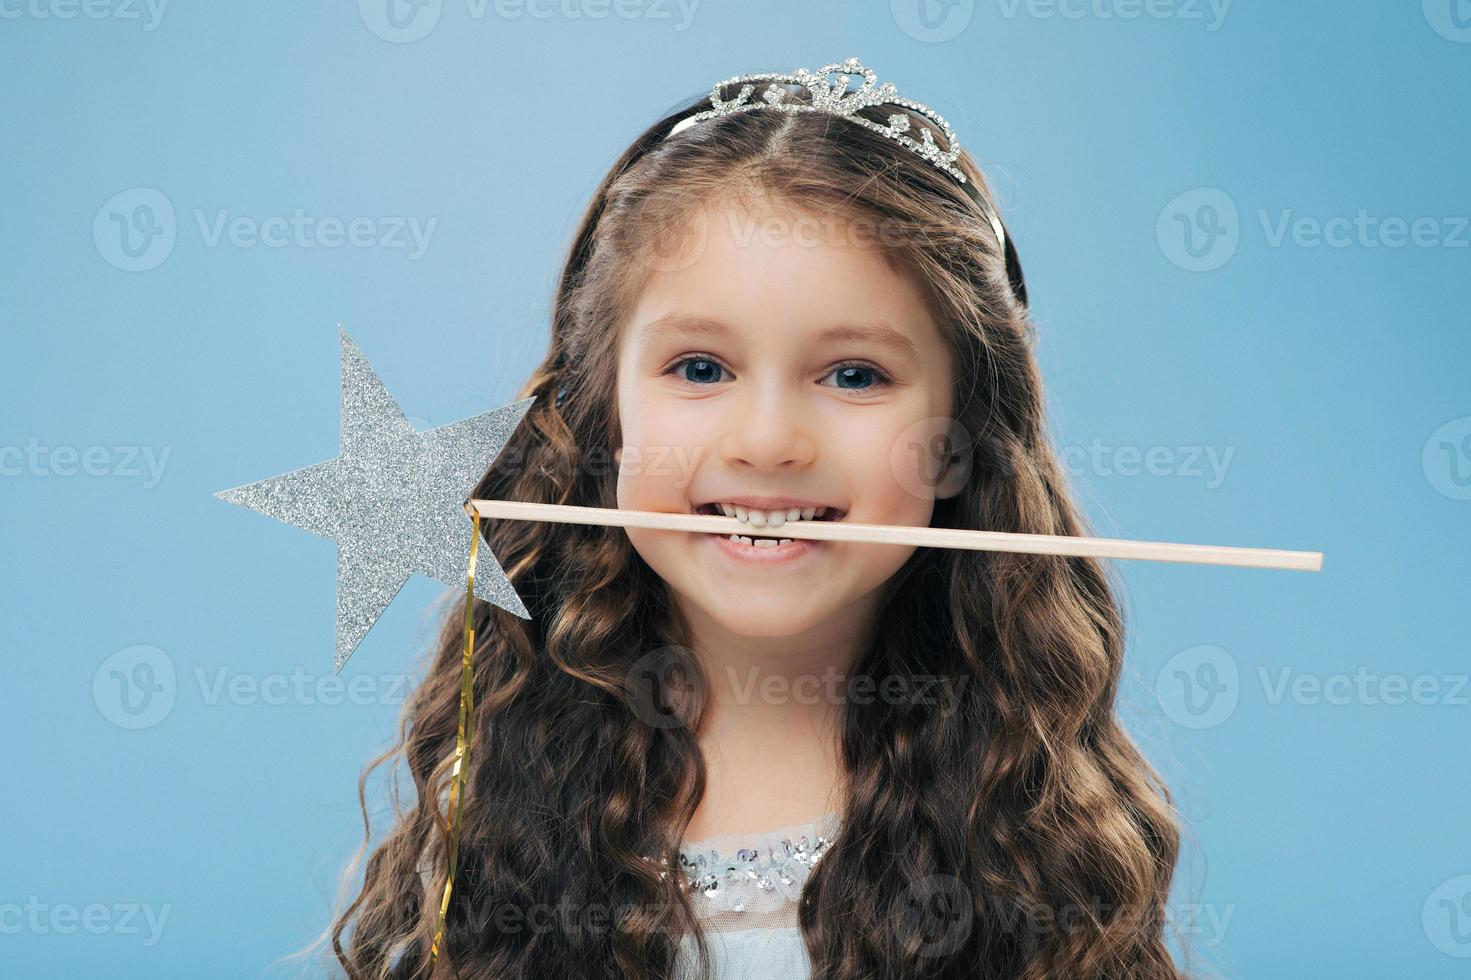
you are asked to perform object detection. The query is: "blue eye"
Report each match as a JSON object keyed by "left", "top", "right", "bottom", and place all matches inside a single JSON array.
[
  {"left": 674, "top": 357, "right": 724, "bottom": 384},
  {"left": 824, "top": 362, "right": 889, "bottom": 391},
  {"left": 664, "top": 356, "right": 891, "bottom": 395}
]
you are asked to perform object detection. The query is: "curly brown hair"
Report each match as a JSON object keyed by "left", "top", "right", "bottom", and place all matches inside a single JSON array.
[{"left": 295, "top": 83, "right": 1188, "bottom": 979}]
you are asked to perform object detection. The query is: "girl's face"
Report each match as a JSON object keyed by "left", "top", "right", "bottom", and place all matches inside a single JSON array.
[{"left": 615, "top": 196, "right": 962, "bottom": 643}]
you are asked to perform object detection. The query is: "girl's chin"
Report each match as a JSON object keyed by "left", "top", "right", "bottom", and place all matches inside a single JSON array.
[{"left": 686, "top": 600, "right": 828, "bottom": 640}]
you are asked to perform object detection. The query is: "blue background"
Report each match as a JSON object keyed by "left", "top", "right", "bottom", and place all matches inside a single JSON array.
[{"left": 3, "top": 2, "right": 1468, "bottom": 976}]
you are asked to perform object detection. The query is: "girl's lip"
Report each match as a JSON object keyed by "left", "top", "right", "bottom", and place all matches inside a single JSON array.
[
  {"left": 694, "top": 502, "right": 849, "bottom": 521},
  {"left": 704, "top": 529, "right": 827, "bottom": 564}
]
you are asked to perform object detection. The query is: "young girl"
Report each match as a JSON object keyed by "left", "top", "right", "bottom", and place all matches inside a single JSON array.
[{"left": 321, "top": 57, "right": 1184, "bottom": 979}]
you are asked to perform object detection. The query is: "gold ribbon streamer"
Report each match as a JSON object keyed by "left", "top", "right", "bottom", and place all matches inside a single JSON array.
[{"left": 429, "top": 510, "right": 482, "bottom": 969}]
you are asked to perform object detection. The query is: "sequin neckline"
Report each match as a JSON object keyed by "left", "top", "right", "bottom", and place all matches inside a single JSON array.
[{"left": 672, "top": 810, "right": 841, "bottom": 915}]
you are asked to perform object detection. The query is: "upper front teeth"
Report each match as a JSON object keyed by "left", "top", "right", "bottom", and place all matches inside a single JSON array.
[{"left": 716, "top": 503, "right": 822, "bottom": 526}]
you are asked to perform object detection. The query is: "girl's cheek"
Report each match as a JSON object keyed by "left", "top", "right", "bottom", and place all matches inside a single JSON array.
[
  {"left": 852, "top": 418, "right": 946, "bottom": 517},
  {"left": 615, "top": 475, "right": 667, "bottom": 528},
  {"left": 615, "top": 437, "right": 692, "bottom": 509}
]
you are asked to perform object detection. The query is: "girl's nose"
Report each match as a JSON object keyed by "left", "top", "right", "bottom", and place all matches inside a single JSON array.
[{"left": 717, "top": 382, "right": 818, "bottom": 471}]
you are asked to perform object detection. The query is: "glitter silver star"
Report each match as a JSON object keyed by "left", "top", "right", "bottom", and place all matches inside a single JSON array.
[{"left": 215, "top": 327, "right": 533, "bottom": 671}]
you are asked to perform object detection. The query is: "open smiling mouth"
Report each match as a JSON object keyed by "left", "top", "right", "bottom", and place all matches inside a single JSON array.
[{"left": 692, "top": 502, "right": 847, "bottom": 549}]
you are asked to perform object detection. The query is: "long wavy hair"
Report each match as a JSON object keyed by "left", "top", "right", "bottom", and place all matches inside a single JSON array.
[{"left": 304, "top": 82, "right": 1187, "bottom": 979}]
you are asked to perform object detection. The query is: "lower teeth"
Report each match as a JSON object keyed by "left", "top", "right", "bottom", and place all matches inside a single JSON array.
[{"left": 728, "top": 534, "right": 795, "bottom": 548}]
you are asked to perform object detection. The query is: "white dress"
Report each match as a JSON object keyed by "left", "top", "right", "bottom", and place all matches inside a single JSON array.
[{"left": 671, "top": 810, "right": 842, "bottom": 980}]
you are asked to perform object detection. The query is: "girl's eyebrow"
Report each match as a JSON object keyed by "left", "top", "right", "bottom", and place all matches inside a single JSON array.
[{"left": 640, "top": 313, "right": 920, "bottom": 364}]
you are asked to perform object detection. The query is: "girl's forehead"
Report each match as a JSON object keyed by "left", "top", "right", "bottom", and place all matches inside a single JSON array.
[
  {"left": 623, "top": 200, "right": 940, "bottom": 351},
  {"left": 643, "top": 193, "right": 916, "bottom": 275}
]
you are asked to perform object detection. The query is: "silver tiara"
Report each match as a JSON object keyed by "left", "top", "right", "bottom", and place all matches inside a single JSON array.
[
  {"left": 666, "top": 56, "right": 1006, "bottom": 247},
  {"left": 668, "top": 56, "right": 964, "bottom": 181}
]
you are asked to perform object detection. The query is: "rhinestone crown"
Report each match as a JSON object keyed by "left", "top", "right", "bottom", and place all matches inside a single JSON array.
[
  {"left": 666, "top": 56, "right": 1006, "bottom": 249},
  {"left": 669, "top": 57, "right": 965, "bottom": 182}
]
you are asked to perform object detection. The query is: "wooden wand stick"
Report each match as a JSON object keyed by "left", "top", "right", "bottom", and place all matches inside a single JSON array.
[{"left": 463, "top": 499, "right": 1323, "bottom": 572}]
